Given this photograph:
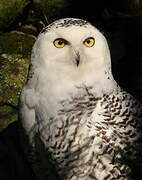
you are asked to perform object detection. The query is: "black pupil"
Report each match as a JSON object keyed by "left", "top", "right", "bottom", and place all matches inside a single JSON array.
[
  {"left": 86, "top": 39, "right": 91, "bottom": 44},
  {"left": 58, "top": 40, "right": 64, "bottom": 45}
]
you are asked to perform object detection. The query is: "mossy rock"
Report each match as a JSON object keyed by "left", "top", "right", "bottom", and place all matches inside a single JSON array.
[
  {"left": 0, "top": 0, "right": 30, "bottom": 31},
  {"left": 0, "top": 32, "right": 36, "bottom": 130}
]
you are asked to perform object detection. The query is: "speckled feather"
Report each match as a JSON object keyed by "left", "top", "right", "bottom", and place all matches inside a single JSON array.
[
  {"left": 19, "top": 18, "right": 142, "bottom": 180},
  {"left": 33, "top": 88, "right": 142, "bottom": 180},
  {"left": 41, "top": 19, "right": 89, "bottom": 33}
]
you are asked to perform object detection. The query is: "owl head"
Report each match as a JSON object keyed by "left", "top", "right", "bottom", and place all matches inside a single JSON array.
[{"left": 28, "top": 18, "right": 117, "bottom": 96}]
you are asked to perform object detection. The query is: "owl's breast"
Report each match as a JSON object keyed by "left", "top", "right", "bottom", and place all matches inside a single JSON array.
[{"left": 38, "top": 90, "right": 142, "bottom": 179}]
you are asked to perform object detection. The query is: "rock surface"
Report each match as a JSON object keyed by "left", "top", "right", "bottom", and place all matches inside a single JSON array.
[{"left": 0, "top": 32, "right": 35, "bottom": 130}]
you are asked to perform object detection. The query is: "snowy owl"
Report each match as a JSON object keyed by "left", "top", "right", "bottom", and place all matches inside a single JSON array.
[{"left": 19, "top": 18, "right": 142, "bottom": 180}]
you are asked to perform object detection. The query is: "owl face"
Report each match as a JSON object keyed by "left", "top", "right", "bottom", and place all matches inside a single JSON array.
[
  {"left": 33, "top": 19, "right": 110, "bottom": 71},
  {"left": 30, "top": 19, "right": 116, "bottom": 97}
]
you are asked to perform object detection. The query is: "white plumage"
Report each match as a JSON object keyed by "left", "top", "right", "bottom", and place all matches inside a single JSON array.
[{"left": 19, "top": 18, "right": 142, "bottom": 180}]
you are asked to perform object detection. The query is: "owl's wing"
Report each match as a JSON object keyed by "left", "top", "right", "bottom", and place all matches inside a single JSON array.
[
  {"left": 19, "top": 87, "right": 60, "bottom": 180},
  {"left": 19, "top": 87, "right": 37, "bottom": 138}
]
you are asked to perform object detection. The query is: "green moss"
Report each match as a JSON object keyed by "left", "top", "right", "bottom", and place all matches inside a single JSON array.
[
  {"left": 0, "top": 32, "right": 36, "bottom": 130},
  {"left": 0, "top": 0, "right": 30, "bottom": 31}
]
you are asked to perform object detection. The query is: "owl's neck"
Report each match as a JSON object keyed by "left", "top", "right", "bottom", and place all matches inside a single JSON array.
[
  {"left": 28, "top": 67, "right": 119, "bottom": 118},
  {"left": 24, "top": 61, "right": 120, "bottom": 118},
  {"left": 39, "top": 67, "right": 117, "bottom": 96}
]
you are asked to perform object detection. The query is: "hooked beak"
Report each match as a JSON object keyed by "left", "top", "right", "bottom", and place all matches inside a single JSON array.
[{"left": 75, "top": 52, "right": 80, "bottom": 67}]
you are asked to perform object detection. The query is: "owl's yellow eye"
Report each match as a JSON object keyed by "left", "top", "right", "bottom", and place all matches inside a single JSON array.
[
  {"left": 53, "top": 38, "right": 67, "bottom": 48},
  {"left": 83, "top": 37, "right": 95, "bottom": 47}
]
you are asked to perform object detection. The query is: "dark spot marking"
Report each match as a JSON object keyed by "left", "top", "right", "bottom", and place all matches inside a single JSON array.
[{"left": 40, "top": 18, "right": 89, "bottom": 34}]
